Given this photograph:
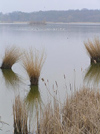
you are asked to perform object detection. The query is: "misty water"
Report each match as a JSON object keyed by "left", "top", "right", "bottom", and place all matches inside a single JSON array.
[{"left": 0, "top": 23, "right": 100, "bottom": 133}]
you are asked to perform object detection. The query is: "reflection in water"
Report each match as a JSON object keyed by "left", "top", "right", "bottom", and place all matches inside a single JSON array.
[
  {"left": 25, "top": 85, "right": 42, "bottom": 121},
  {"left": 1, "top": 69, "right": 21, "bottom": 88},
  {"left": 84, "top": 64, "right": 100, "bottom": 86}
]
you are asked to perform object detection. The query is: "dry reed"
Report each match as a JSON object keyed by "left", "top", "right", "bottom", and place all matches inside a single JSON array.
[
  {"left": 13, "top": 95, "right": 28, "bottom": 134},
  {"left": 84, "top": 37, "right": 100, "bottom": 63},
  {"left": 37, "top": 88, "right": 100, "bottom": 134},
  {"left": 0, "top": 46, "right": 21, "bottom": 69},
  {"left": 22, "top": 48, "right": 46, "bottom": 86}
]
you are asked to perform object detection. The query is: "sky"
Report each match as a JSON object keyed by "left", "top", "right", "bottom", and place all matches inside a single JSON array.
[{"left": 0, "top": 0, "right": 100, "bottom": 13}]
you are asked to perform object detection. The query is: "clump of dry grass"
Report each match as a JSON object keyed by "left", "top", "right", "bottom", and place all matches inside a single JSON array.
[
  {"left": 84, "top": 37, "right": 100, "bottom": 64},
  {"left": 13, "top": 95, "right": 28, "bottom": 134},
  {"left": 38, "top": 88, "right": 100, "bottom": 134},
  {"left": 0, "top": 46, "right": 21, "bottom": 69},
  {"left": 22, "top": 48, "right": 46, "bottom": 86}
]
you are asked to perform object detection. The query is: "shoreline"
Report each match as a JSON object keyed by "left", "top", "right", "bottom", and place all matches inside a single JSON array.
[{"left": 0, "top": 21, "right": 100, "bottom": 25}]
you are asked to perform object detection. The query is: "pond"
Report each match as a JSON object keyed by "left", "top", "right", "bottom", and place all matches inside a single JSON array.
[{"left": 0, "top": 23, "right": 100, "bottom": 133}]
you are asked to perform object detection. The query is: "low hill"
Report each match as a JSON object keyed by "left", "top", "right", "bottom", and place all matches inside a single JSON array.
[{"left": 0, "top": 9, "right": 100, "bottom": 23}]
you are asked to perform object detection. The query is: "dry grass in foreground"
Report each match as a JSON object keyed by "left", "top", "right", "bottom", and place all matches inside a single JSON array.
[
  {"left": 37, "top": 88, "right": 100, "bottom": 134},
  {"left": 84, "top": 37, "right": 100, "bottom": 64},
  {"left": 13, "top": 95, "right": 28, "bottom": 134},
  {"left": 0, "top": 46, "right": 21, "bottom": 69},
  {"left": 22, "top": 48, "right": 46, "bottom": 86}
]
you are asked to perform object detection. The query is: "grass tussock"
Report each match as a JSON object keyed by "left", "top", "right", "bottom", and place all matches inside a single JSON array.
[
  {"left": 37, "top": 88, "right": 100, "bottom": 134},
  {"left": 84, "top": 37, "right": 100, "bottom": 63},
  {"left": 22, "top": 48, "right": 46, "bottom": 86},
  {"left": 0, "top": 46, "right": 21, "bottom": 69},
  {"left": 13, "top": 95, "right": 28, "bottom": 134}
]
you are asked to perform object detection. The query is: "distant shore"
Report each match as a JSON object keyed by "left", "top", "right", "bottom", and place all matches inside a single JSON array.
[{"left": 0, "top": 21, "right": 100, "bottom": 25}]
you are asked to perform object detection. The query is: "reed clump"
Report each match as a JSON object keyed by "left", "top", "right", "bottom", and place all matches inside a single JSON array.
[
  {"left": 37, "top": 88, "right": 100, "bottom": 134},
  {"left": 84, "top": 37, "right": 100, "bottom": 64},
  {"left": 22, "top": 48, "right": 46, "bottom": 86},
  {"left": 13, "top": 95, "right": 28, "bottom": 134},
  {"left": 0, "top": 46, "right": 21, "bottom": 69}
]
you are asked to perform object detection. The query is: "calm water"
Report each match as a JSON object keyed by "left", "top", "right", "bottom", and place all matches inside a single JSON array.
[{"left": 0, "top": 23, "right": 100, "bottom": 133}]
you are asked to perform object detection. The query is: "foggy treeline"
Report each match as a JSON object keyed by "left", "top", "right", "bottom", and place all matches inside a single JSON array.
[{"left": 0, "top": 9, "right": 100, "bottom": 23}]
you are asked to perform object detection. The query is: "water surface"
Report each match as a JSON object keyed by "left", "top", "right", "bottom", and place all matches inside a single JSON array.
[{"left": 0, "top": 23, "right": 100, "bottom": 133}]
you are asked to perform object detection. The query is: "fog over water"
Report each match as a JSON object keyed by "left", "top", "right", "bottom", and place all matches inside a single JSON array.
[{"left": 0, "top": 0, "right": 100, "bottom": 13}]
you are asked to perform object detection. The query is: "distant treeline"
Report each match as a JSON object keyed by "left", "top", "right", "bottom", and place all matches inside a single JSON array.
[{"left": 0, "top": 9, "right": 100, "bottom": 23}]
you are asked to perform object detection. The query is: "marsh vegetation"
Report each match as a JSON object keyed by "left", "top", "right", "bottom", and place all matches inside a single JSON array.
[
  {"left": 22, "top": 48, "right": 46, "bottom": 86},
  {"left": 13, "top": 95, "right": 28, "bottom": 134},
  {"left": 0, "top": 46, "right": 21, "bottom": 69},
  {"left": 38, "top": 88, "right": 100, "bottom": 134},
  {"left": 84, "top": 37, "right": 100, "bottom": 64}
]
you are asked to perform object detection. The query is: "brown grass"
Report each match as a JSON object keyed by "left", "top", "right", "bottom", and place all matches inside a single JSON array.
[
  {"left": 0, "top": 46, "right": 21, "bottom": 69},
  {"left": 37, "top": 88, "right": 100, "bottom": 134},
  {"left": 13, "top": 95, "right": 28, "bottom": 134},
  {"left": 84, "top": 37, "right": 100, "bottom": 63},
  {"left": 22, "top": 48, "right": 46, "bottom": 86}
]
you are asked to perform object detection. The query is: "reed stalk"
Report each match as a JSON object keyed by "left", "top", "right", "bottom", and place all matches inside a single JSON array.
[{"left": 13, "top": 95, "right": 28, "bottom": 134}]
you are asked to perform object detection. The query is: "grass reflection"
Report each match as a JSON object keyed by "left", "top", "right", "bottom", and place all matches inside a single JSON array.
[
  {"left": 1, "top": 69, "right": 21, "bottom": 88},
  {"left": 84, "top": 63, "right": 100, "bottom": 85},
  {"left": 25, "top": 85, "right": 42, "bottom": 119}
]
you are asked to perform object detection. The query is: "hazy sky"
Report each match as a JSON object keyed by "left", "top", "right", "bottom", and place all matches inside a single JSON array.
[{"left": 0, "top": 0, "right": 100, "bottom": 13}]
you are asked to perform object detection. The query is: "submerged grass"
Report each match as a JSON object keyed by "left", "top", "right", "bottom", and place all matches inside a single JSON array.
[
  {"left": 22, "top": 48, "right": 46, "bottom": 86},
  {"left": 84, "top": 37, "right": 100, "bottom": 63},
  {"left": 37, "top": 88, "right": 100, "bottom": 134},
  {"left": 0, "top": 46, "right": 21, "bottom": 69}
]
